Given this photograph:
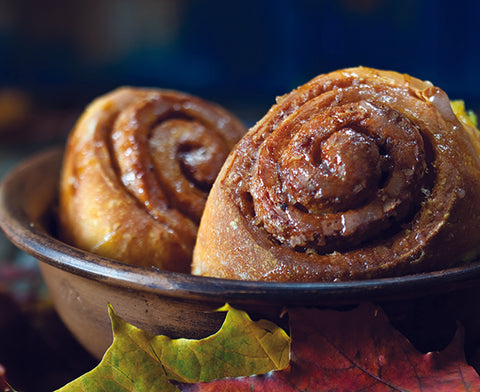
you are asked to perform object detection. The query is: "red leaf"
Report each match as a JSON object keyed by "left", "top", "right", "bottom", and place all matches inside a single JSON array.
[{"left": 182, "top": 303, "right": 479, "bottom": 392}]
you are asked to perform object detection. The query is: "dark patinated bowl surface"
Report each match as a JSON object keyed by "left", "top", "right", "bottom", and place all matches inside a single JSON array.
[{"left": 1, "top": 148, "right": 480, "bottom": 359}]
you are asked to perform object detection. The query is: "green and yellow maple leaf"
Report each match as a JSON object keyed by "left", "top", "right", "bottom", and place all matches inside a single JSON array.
[
  {"left": 56, "top": 304, "right": 291, "bottom": 392},
  {"left": 451, "top": 99, "right": 478, "bottom": 128}
]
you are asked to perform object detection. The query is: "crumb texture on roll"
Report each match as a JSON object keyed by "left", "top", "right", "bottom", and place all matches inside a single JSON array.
[
  {"left": 192, "top": 66, "right": 480, "bottom": 282},
  {"left": 59, "top": 87, "right": 245, "bottom": 272}
]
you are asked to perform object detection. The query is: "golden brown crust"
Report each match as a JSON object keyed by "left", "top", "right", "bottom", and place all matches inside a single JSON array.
[
  {"left": 59, "top": 87, "right": 245, "bottom": 272},
  {"left": 192, "top": 66, "right": 480, "bottom": 281}
]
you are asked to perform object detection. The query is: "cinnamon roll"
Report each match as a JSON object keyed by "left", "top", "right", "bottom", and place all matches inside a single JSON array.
[
  {"left": 192, "top": 66, "right": 480, "bottom": 281},
  {"left": 59, "top": 87, "right": 245, "bottom": 272}
]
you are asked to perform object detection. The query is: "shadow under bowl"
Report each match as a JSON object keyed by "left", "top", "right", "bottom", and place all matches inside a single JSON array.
[{"left": 2, "top": 148, "right": 480, "bottom": 360}]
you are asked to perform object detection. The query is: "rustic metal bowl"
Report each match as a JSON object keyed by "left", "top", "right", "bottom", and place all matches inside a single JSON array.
[{"left": 1, "top": 148, "right": 480, "bottom": 360}]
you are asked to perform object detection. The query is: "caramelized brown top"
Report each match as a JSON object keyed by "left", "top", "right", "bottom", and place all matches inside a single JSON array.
[
  {"left": 210, "top": 66, "right": 480, "bottom": 281},
  {"left": 110, "top": 91, "right": 241, "bottom": 225},
  {"left": 250, "top": 100, "right": 427, "bottom": 253}
]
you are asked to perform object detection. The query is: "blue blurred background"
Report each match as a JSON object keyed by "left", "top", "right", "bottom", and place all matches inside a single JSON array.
[{"left": 0, "top": 0, "right": 479, "bottom": 142}]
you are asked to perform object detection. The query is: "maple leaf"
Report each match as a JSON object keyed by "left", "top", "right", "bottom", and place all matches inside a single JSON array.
[
  {"left": 181, "top": 303, "right": 480, "bottom": 392},
  {"left": 55, "top": 304, "right": 290, "bottom": 392}
]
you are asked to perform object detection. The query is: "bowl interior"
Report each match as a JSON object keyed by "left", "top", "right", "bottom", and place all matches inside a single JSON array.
[{"left": 2, "top": 148, "right": 480, "bottom": 308}]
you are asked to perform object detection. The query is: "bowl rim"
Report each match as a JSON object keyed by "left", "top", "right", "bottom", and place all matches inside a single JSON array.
[{"left": 2, "top": 147, "right": 480, "bottom": 305}]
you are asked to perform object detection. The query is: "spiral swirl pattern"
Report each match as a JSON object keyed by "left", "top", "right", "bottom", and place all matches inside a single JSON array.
[
  {"left": 193, "top": 67, "right": 480, "bottom": 281},
  {"left": 59, "top": 87, "right": 245, "bottom": 271},
  {"left": 251, "top": 100, "right": 427, "bottom": 253}
]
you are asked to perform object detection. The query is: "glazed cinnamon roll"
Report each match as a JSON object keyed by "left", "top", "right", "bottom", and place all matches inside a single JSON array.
[
  {"left": 192, "top": 66, "right": 480, "bottom": 281},
  {"left": 59, "top": 87, "right": 245, "bottom": 272}
]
